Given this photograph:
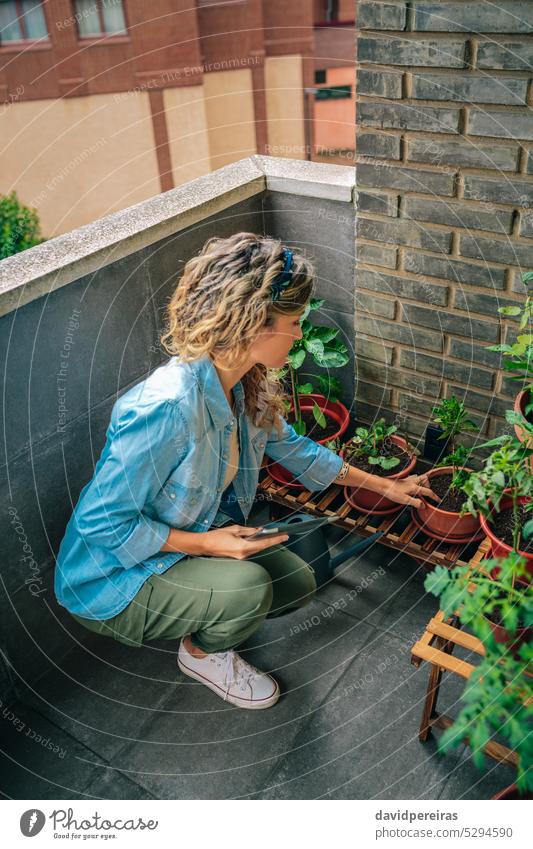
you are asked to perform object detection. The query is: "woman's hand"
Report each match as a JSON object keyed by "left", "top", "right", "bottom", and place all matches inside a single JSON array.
[
  {"left": 376, "top": 473, "right": 441, "bottom": 510},
  {"left": 198, "top": 524, "right": 289, "bottom": 559}
]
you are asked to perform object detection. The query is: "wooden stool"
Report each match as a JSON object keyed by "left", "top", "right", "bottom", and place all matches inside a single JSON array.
[{"left": 410, "top": 536, "right": 519, "bottom": 768}]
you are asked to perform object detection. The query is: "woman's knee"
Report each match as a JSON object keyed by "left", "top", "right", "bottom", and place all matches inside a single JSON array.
[
  {"left": 285, "top": 563, "right": 317, "bottom": 610},
  {"left": 231, "top": 560, "right": 273, "bottom": 613}
]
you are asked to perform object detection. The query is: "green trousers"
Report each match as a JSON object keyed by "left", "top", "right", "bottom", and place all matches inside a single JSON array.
[{"left": 70, "top": 541, "right": 316, "bottom": 653}]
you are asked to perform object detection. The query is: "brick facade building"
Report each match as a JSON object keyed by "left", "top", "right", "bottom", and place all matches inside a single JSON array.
[
  {"left": 0, "top": 0, "right": 353, "bottom": 236},
  {"left": 355, "top": 0, "right": 533, "bottom": 457}
]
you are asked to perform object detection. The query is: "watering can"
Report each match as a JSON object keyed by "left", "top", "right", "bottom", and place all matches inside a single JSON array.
[
  {"left": 259, "top": 512, "right": 385, "bottom": 588},
  {"left": 217, "top": 483, "right": 384, "bottom": 588}
]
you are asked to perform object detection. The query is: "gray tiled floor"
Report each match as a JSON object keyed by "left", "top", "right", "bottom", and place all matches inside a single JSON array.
[{"left": 0, "top": 503, "right": 515, "bottom": 800}]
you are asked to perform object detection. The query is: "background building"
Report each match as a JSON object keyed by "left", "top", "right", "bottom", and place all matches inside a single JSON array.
[
  {"left": 313, "top": 0, "right": 355, "bottom": 161},
  {"left": 0, "top": 0, "right": 355, "bottom": 236}
]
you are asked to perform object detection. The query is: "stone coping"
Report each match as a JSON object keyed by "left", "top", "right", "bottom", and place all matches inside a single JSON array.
[{"left": 0, "top": 156, "right": 355, "bottom": 318}]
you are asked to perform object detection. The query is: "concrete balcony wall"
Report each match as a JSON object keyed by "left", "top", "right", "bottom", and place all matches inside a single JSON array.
[{"left": 0, "top": 156, "right": 355, "bottom": 705}]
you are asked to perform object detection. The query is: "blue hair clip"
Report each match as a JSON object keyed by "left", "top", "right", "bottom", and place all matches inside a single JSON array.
[{"left": 270, "top": 249, "right": 294, "bottom": 301}]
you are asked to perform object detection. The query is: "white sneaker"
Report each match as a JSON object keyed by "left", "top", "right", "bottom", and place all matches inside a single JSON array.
[{"left": 177, "top": 637, "right": 280, "bottom": 709}]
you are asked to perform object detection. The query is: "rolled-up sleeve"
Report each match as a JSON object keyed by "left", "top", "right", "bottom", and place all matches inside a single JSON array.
[
  {"left": 264, "top": 415, "right": 344, "bottom": 491},
  {"left": 74, "top": 398, "right": 188, "bottom": 568}
]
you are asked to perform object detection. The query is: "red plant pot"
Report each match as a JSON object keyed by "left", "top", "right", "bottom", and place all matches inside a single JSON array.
[
  {"left": 514, "top": 389, "right": 533, "bottom": 472},
  {"left": 267, "top": 394, "right": 350, "bottom": 489},
  {"left": 414, "top": 466, "right": 481, "bottom": 543},
  {"left": 343, "top": 434, "right": 417, "bottom": 515},
  {"left": 479, "top": 493, "right": 533, "bottom": 577},
  {"left": 492, "top": 783, "right": 532, "bottom": 800}
]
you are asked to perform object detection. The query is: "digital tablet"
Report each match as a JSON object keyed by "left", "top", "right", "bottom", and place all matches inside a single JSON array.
[{"left": 248, "top": 514, "right": 340, "bottom": 540}]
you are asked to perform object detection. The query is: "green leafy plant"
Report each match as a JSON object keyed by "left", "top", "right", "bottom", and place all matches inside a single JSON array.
[
  {"left": 505, "top": 405, "right": 533, "bottom": 445},
  {"left": 0, "top": 190, "right": 44, "bottom": 259},
  {"left": 425, "top": 552, "right": 533, "bottom": 794},
  {"left": 443, "top": 645, "right": 533, "bottom": 795},
  {"left": 459, "top": 432, "right": 533, "bottom": 550},
  {"left": 426, "top": 551, "right": 531, "bottom": 639},
  {"left": 432, "top": 396, "right": 479, "bottom": 493},
  {"left": 486, "top": 272, "right": 533, "bottom": 418},
  {"left": 279, "top": 298, "right": 349, "bottom": 436},
  {"left": 323, "top": 436, "right": 341, "bottom": 453},
  {"left": 341, "top": 417, "right": 403, "bottom": 472}
]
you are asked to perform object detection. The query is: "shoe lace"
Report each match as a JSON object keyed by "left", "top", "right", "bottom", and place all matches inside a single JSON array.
[{"left": 215, "top": 650, "right": 259, "bottom": 701}]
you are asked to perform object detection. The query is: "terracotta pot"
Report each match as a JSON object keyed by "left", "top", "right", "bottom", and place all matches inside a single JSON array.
[
  {"left": 514, "top": 389, "right": 533, "bottom": 471},
  {"left": 267, "top": 394, "right": 350, "bottom": 489},
  {"left": 414, "top": 466, "right": 481, "bottom": 543},
  {"left": 343, "top": 434, "right": 416, "bottom": 515},
  {"left": 484, "top": 578, "right": 531, "bottom": 651},
  {"left": 492, "top": 783, "right": 532, "bottom": 800},
  {"left": 479, "top": 493, "right": 533, "bottom": 576}
]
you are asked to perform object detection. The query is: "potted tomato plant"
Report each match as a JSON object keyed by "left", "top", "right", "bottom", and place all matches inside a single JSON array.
[
  {"left": 341, "top": 417, "right": 417, "bottom": 515},
  {"left": 430, "top": 550, "right": 531, "bottom": 651},
  {"left": 414, "top": 396, "right": 482, "bottom": 543},
  {"left": 486, "top": 274, "right": 533, "bottom": 464},
  {"left": 459, "top": 433, "right": 533, "bottom": 573},
  {"left": 268, "top": 297, "right": 350, "bottom": 488},
  {"left": 424, "top": 552, "right": 533, "bottom": 797}
]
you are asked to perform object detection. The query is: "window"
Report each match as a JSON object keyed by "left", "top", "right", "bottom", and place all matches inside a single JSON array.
[
  {"left": 0, "top": 1, "right": 48, "bottom": 43},
  {"left": 75, "top": 0, "right": 127, "bottom": 37},
  {"left": 314, "top": 0, "right": 339, "bottom": 24},
  {"left": 315, "top": 70, "right": 327, "bottom": 85}
]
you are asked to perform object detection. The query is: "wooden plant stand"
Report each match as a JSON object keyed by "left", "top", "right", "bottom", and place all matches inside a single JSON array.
[
  {"left": 257, "top": 467, "right": 483, "bottom": 570},
  {"left": 256, "top": 469, "right": 524, "bottom": 771},
  {"left": 410, "top": 537, "right": 520, "bottom": 769}
]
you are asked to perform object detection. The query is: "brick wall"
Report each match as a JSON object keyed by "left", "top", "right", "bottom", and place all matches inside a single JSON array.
[{"left": 354, "top": 0, "right": 533, "bottom": 459}]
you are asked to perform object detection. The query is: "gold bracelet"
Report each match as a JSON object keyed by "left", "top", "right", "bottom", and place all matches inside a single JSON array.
[{"left": 334, "top": 460, "right": 350, "bottom": 482}]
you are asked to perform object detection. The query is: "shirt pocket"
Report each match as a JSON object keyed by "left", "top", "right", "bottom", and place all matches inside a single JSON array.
[
  {"left": 251, "top": 430, "right": 267, "bottom": 465},
  {"left": 150, "top": 478, "right": 203, "bottom": 528},
  {"left": 250, "top": 430, "right": 266, "bottom": 454}
]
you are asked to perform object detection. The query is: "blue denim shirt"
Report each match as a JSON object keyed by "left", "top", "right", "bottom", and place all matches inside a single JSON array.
[{"left": 54, "top": 355, "right": 343, "bottom": 620}]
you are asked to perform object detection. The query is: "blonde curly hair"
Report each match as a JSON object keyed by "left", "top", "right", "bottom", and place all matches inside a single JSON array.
[{"left": 160, "top": 231, "right": 315, "bottom": 434}]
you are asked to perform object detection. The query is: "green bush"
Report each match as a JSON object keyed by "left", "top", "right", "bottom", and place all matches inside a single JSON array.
[{"left": 0, "top": 191, "right": 44, "bottom": 260}]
